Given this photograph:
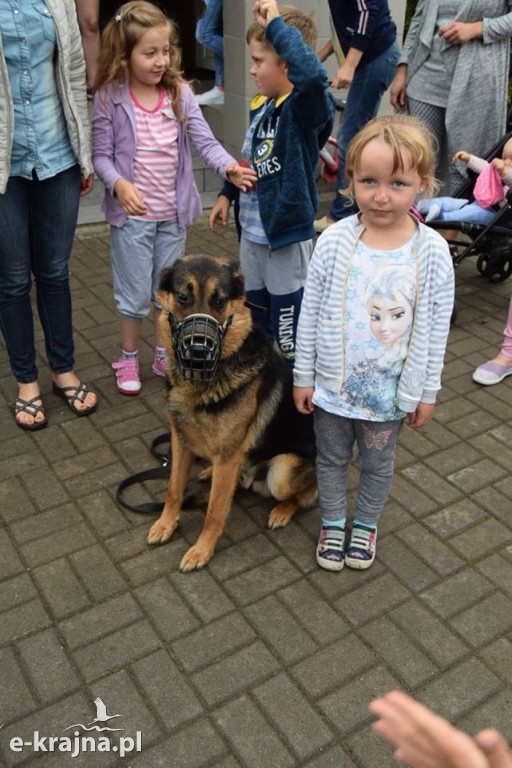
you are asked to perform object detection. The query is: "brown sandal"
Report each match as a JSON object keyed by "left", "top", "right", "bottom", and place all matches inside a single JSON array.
[
  {"left": 15, "top": 395, "right": 47, "bottom": 431},
  {"left": 52, "top": 382, "right": 98, "bottom": 417}
]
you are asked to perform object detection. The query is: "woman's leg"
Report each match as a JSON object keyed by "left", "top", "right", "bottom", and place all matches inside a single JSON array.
[
  {"left": 195, "top": 0, "right": 224, "bottom": 87},
  {"left": 407, "top": 98, "right": 446, "bottom": 180},
  {"left": 29, "top": 166, "right": 96, "bottom": 410},
  {"left": 327, "top": 41, "right": 400, "bottom": 223}
]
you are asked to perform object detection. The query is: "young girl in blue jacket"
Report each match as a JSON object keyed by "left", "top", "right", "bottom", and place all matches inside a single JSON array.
[
  {"left": 92, "top": 1, "right": 256, "bottom": 395},
  {"left": 294, "top": 115, "right": 454, "bottom": 572}
]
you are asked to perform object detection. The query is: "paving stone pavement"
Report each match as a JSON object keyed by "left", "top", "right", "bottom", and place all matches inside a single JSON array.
[{"left": 1, "top": 213, "right": 512, "bottom": 768}]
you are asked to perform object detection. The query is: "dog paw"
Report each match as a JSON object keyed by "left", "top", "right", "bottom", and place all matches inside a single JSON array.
[
  {"left": 147, "top": 520, "right": 178, "bottom": 545},
  {"left": 267, "top": 501, "right": 297, "bottom": 529},
  {"left": 198, "top": 465, "right": 212, "bottom": 481},
  {"left": 179, "top": 544, "right": 213, "bottom": 572}
]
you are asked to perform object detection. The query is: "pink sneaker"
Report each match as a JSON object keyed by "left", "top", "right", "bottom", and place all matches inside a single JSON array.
[
  {"left": 152, "top": 353, "right": 167, "bottom": 378},
  {"left": 112, "top": 357, "right": 141, "bottom": 395}
]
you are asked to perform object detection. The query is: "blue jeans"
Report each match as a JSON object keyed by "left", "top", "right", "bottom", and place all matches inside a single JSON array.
[
  {"left": 417, "top": 197, "right": 495, "bottom": 225},
  {"left": 328, "top": 41, "right": 400, "bottom": 222},
  {"left": 196, "top": 0, "right": 224, "bottom": 87},
  {"left": 0, "top": 165, "right": 80, "bottom": 383}
]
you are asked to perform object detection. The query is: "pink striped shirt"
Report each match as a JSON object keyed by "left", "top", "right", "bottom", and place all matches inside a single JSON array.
[{"left": 130, "top": 89, "right": 179, "bottom": 221}]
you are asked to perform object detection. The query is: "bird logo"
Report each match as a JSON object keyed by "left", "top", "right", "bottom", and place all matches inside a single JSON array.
[{"left": 63, "top": 697, "right": 124, "bottom": 732}]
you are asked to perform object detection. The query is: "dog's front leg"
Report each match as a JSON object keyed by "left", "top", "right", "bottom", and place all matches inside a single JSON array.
[
  {"left": 147, "top": 429, "right": 195, "bottom": 546},
  {"left": 180, "top": 447, "right": 245, "bottom": 572}
]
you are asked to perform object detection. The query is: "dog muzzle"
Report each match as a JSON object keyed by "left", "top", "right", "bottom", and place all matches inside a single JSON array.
[{"left": 169, "top": 312, "right": 232, "bottom": 383}]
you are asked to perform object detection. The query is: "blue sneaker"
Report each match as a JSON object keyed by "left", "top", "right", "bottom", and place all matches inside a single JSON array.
[
  {"left": 345, "top": 524, "right": 377, "bottom": 569},
  {"left": 316, "top": 525, "right": 345, "bottom": 571}
]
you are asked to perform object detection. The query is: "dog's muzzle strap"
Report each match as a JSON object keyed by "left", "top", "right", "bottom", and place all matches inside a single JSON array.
[{"left": 169, "top": 312, "right": 232, "bottom": 382}]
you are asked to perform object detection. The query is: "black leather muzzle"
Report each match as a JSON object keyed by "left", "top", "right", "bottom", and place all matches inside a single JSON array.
[{"left": 169, "top": 312, "right": 232, "bottom": 383}]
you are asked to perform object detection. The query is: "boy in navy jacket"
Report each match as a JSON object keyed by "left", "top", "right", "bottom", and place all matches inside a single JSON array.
[{"left": 209, "top": 0, "right": 335, "bottom": 366}]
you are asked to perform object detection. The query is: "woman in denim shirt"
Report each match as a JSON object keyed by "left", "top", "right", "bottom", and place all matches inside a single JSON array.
[{"left": 0, "top": 0, "right": 97, "bottom": 430}]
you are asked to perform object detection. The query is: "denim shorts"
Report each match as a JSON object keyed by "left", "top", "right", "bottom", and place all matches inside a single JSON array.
[{"left": 110, "top": 217, "right": 185, "bottom": 318}]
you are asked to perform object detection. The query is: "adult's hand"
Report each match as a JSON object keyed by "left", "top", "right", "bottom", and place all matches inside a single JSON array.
[
  {"left": 438, "top": 21, "right": 483, "bottom": 44},
  {"left": 390, "top": 65, "right": 407, "bottom": 109}
]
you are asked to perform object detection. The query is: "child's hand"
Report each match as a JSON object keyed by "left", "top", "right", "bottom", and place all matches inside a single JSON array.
[
  {"left": 114, "top": 179, "right": 147, "bottom": 216},
  {"left": 491, "top": 157, "right": 507, "bottom": 177},
  {"left": 293, "top": 386, "right": 315, "bottom": 414},
  {"left": 252, "top": 0, "right": 280, "bottom": 27},
  {"left": 209, "top": 195, "right": 231, "bottom": 233},
  {"left": 453, "top": 150, "right": 470, "bottom": 164},
  {"left": 226, "top": 163, "right": 258, "bottom": 192},
  {"left": 407, "top": 402, "right": 435, "bottom": 429}
]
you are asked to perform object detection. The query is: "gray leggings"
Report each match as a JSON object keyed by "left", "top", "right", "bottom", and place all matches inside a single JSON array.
[
  {"left": 313, "top": 408, "right": 403, "bottom": 527},
  {"left": 407, "top": 97, "right": 463, "bottom": 194}
]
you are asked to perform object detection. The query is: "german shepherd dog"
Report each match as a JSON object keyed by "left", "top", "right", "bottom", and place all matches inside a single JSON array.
[{"left": 147, "top": 254, "right": 317, "bottom": 572}]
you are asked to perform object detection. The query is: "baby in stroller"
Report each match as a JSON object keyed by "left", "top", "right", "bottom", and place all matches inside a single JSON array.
[{"left": 417, "top": 138, "right": 512, "bottom": 225}]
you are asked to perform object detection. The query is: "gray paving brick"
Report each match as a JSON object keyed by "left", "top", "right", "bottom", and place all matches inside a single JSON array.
[
  {"left": 424, "top": 499, "right": 487, "bottom": 538},
  {"left": 346, "top": 724, "right": 396, "bottom": 768},
  {"left": 169, "top": 568, "right": 235, "bottom": 622},
  {"left": 424, "top": 444, "right": 481, "bottom": 476},
  {"left": 451, "top": 519, "right": 512, "bottom": 560},
  {"left": 53, "top": 446, "right": 119, "bottom": 481},
  {"left": 318, "top": 665, "right": 399, "bottom": 736},
  {"left": 17, "top": 628, "right": 80, "bottom": 703},
  {"left": 448, "top": 409, "right": 502, "bottom": 439},
  {"left": 360, "top": 616, "right": 438, "bottom": 687},
  {"left": 9, "top": 503, "right": 83, "bottom": 545},
  {"left": 78, "top": 490, "right": 131, "bottom": 538},
  {"left": 0, "top": 448, "right": 48, "bottom": 482},
  {"left": 22, "top": 467, "right": 70, "bottom": 510},
  {"left": 122, "top": 539, "right": 192, "bottom": 585},
  {"left": 389, "top": 475, "right": 439, "bottom": 517},
  {"left": 171, "top": 612, "right": 254, "bottom": 672},
  {"left": 0, "top": 573, "right": 37, "bottom": 613},
  {"left": 213, "top": 695, "right": 295, "bottom": 768},
  {"left": 92, "top": 669, "right": 161, "bottom": 745},
  {"left": 244, "top": 594, "right": 318, "bottom": 663},
  {"left": 59, "top": 593, "right": 141, "bottom": 649},
  {"left": 0, "top": 477, "right": 36, "bottom": 523},
  {"left": 63, "top": 461, "right": 129, "bottom": 497},
  {"left": 470, "top": 431, "right": 512, "bottom": 469},
  {"left": 447, "top": 459, "right": 507, "bottom": 494},
  {"left": 291, "top": 633, "right": 375, "bottom": 698},
  {"left": 398, "top": 426, "right": 439, "bottom": 458},
  {"left": 0, "top": 529, "right": 25, "bottom": 580},
  {"left": 419, "top": 658, "right": 501, "bottom": 720},
  {"left": 304, "top": 747, "right": 357, "bottom": 768},
  {"left": 397, "top": 523, "right": 464, "bottom": 575},
  {"left": 479, "top": 638, "right": 512, "bottom": 683},
  {"left": 0, "top": 646, "right": 36, "bottom": 723},
  {"left": 473, "top": 486, "right": 512, "bottom": 527},
  {"left": 191, "top": 641, "right": 280, "bottom": 706},
  {"left": 401, "top": 464, "right": 461, "bottom": 505},
  {"left": 449, "top": 591, "right": 512, "bottom": 648},
  {"left": 20, "top": 523, "right": 96, "bottom": 568},
  {"left": 253, "top": 672, "right": 334, "bottom": 760},
  {"left": 377, "top": 536, "right": 439, "bottom": 591},
  {"left": 420, "top": 567, "right": 494, "bottom": 618},
  {"left": 267, "top": 518, "right": 318, "bottom": 573},
  {"left": 72, "top": 619, "right": 161, "bottom": 681},
  {"left": 130, "top": 720, "right": 226, "bottom": 768},
  {"left": 224, "top": 555, "right": 301, "bottom": 606},
  {"left": 334, "top": 573, "right": 410, "bottom": 626},
  {"left": 477, "top": 552, "right": 512, "bottom": 597},
  {"left": 70, "top": 544, "right": 127, "bottom": 600},
  {"left": 207, "top": 534, "right": 280, "bottom": 581},
  {"left": 0, "top": 598, "right": 50, "bottom": 645},
  {"left": 391, "top": 600, "right": 468, "bottom": 667},
  {"left": 132, "top": 649, "right": 203, "bottom": 730},
  {"left": 460, "top": 689, "right": 512, "bottom": 742},
  {"left": 277, "top": 580, "right": 351, "bottom": 645},
  {"left": 135, "top": 577, "right": 201, "bottom": 641},
  {"left": 33, "top": 558, "right": 91, "bottom": 619}
]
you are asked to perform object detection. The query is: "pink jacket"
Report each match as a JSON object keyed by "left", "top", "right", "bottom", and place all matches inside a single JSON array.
[{"left": 92, "top": 81, "right": 236, "bottom": 228}]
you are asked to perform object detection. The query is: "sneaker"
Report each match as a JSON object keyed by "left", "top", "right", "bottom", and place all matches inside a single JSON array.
[
  {"left": 472, "top": 360, "right": 512, "bottom": 386},
  {"left": 313, "top": 215, "right": 335, "bottom": 234},
  {"left": 316, "top": 525, "right": 345, "bottom": 571},
  {"left": 345, "top": 524, "right": 377, "bottom": 570},
  {"left": 152, "top": 352, "right": 167, "bottom": 378},
  {"left": 196, "top": 86, "right": 225, "bottom": 106},
  {"left": 112, "top": 357, "right": 141, "bottom": 395},
  {"left": 425, "top": 203, "right": 441, "bottom": 223}
]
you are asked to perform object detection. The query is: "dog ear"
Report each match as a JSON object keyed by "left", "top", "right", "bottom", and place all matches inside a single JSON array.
[
  {"left": 229, "top": 259, "right": 245, "bottom": 299},
  {"left": 159, "top": 266, "right": 175, "bottom": 293}
]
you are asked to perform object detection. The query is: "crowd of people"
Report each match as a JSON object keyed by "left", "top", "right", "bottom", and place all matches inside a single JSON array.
[{"left": 0, "top": 1, "right": 511, "bottom": 761}]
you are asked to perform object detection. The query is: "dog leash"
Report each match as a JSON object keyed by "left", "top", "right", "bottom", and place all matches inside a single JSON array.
[{"left": 115, "top": 432, "right": 171, "bottom": 514}]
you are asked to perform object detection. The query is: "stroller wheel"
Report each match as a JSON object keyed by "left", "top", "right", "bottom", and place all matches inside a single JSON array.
[
  {"left": 476, "top": 253, "right": 489, "bottom": 275},
  {"left": 488, "top": 257, "right": 512, "bottom": 283}
]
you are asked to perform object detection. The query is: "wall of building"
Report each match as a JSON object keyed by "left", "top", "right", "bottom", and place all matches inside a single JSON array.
[{"left": 219, "top": 0, "right": 406, "bottom": 157}]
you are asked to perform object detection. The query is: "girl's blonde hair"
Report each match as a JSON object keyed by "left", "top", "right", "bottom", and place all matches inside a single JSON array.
[
  {"left": 343, "top": 114, "right": 440, "bottom": 200},
  {"left": 94, "top": 1, "right": 186, "bottom": 120}
]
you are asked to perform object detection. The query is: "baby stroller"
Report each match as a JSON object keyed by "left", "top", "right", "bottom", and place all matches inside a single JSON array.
[{"left": 426, "top": 129, "right": 512, "bottom": 284}]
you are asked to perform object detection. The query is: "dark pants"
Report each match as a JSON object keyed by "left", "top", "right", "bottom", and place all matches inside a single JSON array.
[{"left": 0, "top": 165, "right": 80, "bottom": 383}]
